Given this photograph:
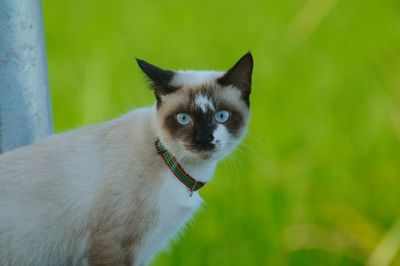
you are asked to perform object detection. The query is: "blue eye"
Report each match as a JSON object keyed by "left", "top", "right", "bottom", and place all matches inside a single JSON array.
[
  {"left": 176, "top": 113, "right": 191, "bottom": 125},
  {"left": 215, "top": 110, "right": 230, "bottom": 123}
]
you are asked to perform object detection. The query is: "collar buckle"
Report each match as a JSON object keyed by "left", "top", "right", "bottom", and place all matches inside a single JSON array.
[{"left": 189, "top": 180, "right": 198, "bottom": 197}]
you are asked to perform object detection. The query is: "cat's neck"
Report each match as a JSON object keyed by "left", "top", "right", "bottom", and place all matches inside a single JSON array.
[{"left": 179, "top": 158, "right": 217, "bottom": 184}]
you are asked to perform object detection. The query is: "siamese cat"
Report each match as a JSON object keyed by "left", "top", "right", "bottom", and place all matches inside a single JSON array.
[{"left": 0, "top": 52, "right": 253, "bottom": 265}]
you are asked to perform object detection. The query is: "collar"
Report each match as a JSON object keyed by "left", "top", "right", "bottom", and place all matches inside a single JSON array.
[{"left": 155, "top": 140, "right": 205, "bottom": 196}]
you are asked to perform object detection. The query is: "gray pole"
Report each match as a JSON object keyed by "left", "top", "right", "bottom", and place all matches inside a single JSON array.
[{"left": 0, "top": 0, "right": 53, "bottom": 153}]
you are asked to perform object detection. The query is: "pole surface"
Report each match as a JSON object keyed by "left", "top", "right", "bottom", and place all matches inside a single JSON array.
[{"left": 0, "top": 0, "right": 53, "bottom": 153}]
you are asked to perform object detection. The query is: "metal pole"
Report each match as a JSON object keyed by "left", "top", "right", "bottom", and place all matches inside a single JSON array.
[{"left": 0, "top": 0, "right": 53, "bottom": 153}]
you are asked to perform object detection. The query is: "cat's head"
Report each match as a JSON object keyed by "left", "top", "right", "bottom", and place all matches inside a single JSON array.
[{"left": 137, "top": 53, "right": 253, "bottom": 161}]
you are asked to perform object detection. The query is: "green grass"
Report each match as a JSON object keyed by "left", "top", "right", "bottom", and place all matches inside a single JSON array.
[{"left": 42, "top": 0, "right": 400, "bottom": 265}]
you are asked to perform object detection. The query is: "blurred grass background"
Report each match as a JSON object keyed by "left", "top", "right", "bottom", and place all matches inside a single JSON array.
[{"left": 42, "top": 0, "right": 400, "bottom": 265}]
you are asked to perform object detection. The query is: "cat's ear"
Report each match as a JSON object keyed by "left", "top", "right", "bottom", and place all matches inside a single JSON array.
[
  {"left": 218, "top": 52, "right": 253, "bottom": 97},
  {"left": 136, "top": 58, "right": 177, "bottom": 94}
]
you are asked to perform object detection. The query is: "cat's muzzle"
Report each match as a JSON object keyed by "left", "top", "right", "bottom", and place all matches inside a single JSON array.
[{"left": 193, "top": 142, "right": 215, "bottom": 152}]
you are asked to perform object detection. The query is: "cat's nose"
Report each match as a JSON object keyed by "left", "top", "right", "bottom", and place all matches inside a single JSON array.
[
  {"left": 195, "top": 126, "right": 215, "bottom": 146},
  {"left": 194, "top": 122, "right": 215, "bottom": 149},
  {"left": 195, "top": 133, "right": 214, "bottom": 145}
]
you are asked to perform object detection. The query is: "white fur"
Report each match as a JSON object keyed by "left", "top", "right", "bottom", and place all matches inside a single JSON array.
[
  {"left": 136, "top": 161, "right": 216, "bottom": 265},
  {"left": 212, "top": 125, "right": 228, "bottom": 145},
  {"left": 170, "top": 71, "right": 223, "bottom": 87},
  {"left": 194, "top": 94, "right": 214, "bottom": 112},
  {"left": 211, "top": 125, "right": 237, "bottom": 159},
  {"left": 219, "top": 86, "right": 244, "bottom": 106}
]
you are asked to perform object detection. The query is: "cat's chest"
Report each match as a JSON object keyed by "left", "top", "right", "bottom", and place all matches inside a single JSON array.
[
  {"left": 136, "top": 171, "right": 204, "bottom": 265},
  {"left": 156, "top": 172, "right": 203, "bottom": 235}
]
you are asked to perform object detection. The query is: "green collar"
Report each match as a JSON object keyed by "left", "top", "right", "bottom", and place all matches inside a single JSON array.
[{"left": 155, "top": 140, "right": 205, "bottom": 196}]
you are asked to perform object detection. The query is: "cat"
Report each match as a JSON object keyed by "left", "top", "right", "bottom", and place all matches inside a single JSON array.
[{"left": 0, "top": 52, "right": 253, "bottom": 266}]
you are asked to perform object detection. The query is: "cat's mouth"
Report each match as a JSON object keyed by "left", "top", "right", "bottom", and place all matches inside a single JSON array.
[
  {"left": 193, "top": 143, "right": 215, "bottom": 152},
  {"left": 182, "top": 143, "right": 216, "bottom": 159}
]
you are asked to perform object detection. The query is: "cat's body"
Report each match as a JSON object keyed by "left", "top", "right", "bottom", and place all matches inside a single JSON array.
[{"left": 0, "top": 53, "right": 253, "bottom": 265}]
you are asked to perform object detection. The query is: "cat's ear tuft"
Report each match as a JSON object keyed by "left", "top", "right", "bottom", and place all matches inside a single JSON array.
[
  {"left": 136, "top": 58, "right": 177, "bottom": 94},
  {"left": 217, "top": 52, "right": 253, "bottom": 97}
]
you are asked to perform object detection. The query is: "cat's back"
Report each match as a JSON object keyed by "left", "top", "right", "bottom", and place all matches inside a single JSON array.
[{"left": 0, "top": 106, "right": 155, "bottom": 180}]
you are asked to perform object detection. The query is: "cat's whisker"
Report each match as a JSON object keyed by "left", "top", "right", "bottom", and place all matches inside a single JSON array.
[
  {"left": 237, "top": 142, "right": 265, "bottom": 164},
  {"left": 231, "top": 157, "right": 243, "bottom": 188},
  {"left": 222, "top": 153, "right": 243, "bottom": 188},
  {"left": 246, "top": 131, "right": 265, "bottom": 146},
  {"left": 220, "top": 157, "right": 238, "bottom": 186}
]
